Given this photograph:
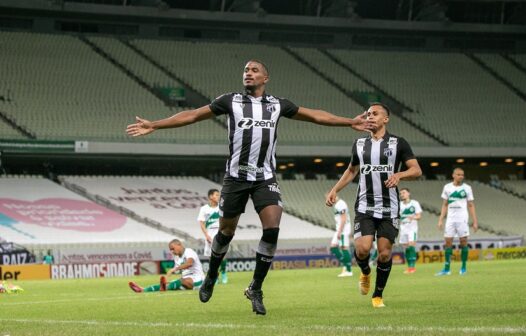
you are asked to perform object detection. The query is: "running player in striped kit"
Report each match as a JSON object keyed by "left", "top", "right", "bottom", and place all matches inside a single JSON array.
[
  {"left": 126, "top": 60, "right": 370, "bottom": 315},
  {"left": 326, "top": 102, "right": 422, "bottom": 308}
]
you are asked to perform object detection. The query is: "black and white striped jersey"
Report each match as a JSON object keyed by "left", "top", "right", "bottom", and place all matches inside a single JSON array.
[
  {"left": 350, "top": 133, "right": 415, "bottom": 219},
  {"left": 209, "top": 92, "right": 298, "bottom": 181}
]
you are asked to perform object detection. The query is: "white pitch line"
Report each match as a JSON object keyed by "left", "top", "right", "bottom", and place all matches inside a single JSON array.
[
  {"left": 0, "top": 319, "right": 525, "bottom": 334},
  {"left": 1, "top": 292, "right": 194, "bottom": 306}
]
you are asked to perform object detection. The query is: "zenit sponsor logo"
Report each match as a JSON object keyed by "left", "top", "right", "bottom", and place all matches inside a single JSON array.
[
  {"left": 237, "top": 118, "right": 276, "bottom": 129},
  {"left": 360, "top": 164, "right": 393, "bottom": 174}
]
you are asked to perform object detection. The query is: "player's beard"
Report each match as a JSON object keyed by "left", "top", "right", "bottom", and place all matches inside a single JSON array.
[{"left": 244, "top": 84, "right": 256, "bottom": 94}]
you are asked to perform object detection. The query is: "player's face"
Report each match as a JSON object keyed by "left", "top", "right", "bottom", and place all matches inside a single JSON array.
[
  {"left": 452, "top": 169, "right": 465, "bottom": 184},
  {"left": 243, "top": 62, "right": 268, "bottom": 90},
  {"left": 209, "top": 191, "right": 220, "bottom": 204},
  {"left": 400, "top": 189, "right": 410, "bottom": 201},
  {"left": 366, "top": 106, "right": 389, "bottom": 132},
  {"left": 169, "top": 243, "right": 183, "bottom": 256}
]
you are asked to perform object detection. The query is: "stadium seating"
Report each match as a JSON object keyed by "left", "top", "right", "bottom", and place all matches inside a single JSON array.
[
  {"left": 0, "top": 119, "right": 25, "bottom": 140},
  {"left": 129, "top": 39, "right": 439, "bottom": 146},
  {"left": 474, "top": 53, "right": 526, "bottom": 95},
  {"left": 498, "top": 180, "right": 526, "bottom": 198},
  {"left": 289, "top": 47, "right": 442, "bottom": 147},
  {"left": 0, "top": 31, "right": 226, "bottom": 144},
  {"left": 87, "top": 36, "right": 184, "bottom": 91},
  {"left": 0, "top": 176, "right": 175, "bottom": 247},
  {"left": 328, "top": 49, "right": 526, "bottom": 146},
  {"left": 59, "top": 175, "right": 334, "bottom": 243}
]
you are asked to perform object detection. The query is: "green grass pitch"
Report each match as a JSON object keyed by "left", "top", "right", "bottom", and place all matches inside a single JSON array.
[{"left": 1, "top": 260, "right": 525, "bottom": 336}]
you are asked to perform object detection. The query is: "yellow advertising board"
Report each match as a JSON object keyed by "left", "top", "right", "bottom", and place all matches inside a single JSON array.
[
  {"left": 481, "top": 247, "right": 526, "bottom": 261},
  {"left": 417, "top": 250, "right": 480, "bottom": 264},
  {"left": 0, "top": 264, "right": 50, "bottom": 280}
]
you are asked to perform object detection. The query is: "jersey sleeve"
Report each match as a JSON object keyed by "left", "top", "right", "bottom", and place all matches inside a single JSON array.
[
  {"left": 197, "top": 206, "right": 206, "bottom": 222},
  {"left": 186, "top": 249, "right": 198, "bottom": 262},
  {"left": 414, "top": 201, "right": 423, "bottom": 214},
  {"left": 441, "top": 186, "right": 448, "bottom": 200},
  {"left": 467, "top": 185, "right": 474, "bottom": 201},
  {"left": 350, "top": 140, "right": 359, "bottom": 166},
  {"left": 209, "top": 93, "right": 232, "bottom": 116},
  {"left": 279, "top": 98, "right": 299, "bottom": 118},
  {"left": 398, "top": 137, "right": 416, "bottom": 162},
  {"left": 335, "top": 201, "right": 347, "bottom": 214}
]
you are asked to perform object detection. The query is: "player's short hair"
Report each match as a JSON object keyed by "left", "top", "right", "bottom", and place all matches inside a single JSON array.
[
  {"left": 169, "top": 239, "right": 182, "bottom": 246},
  {"left": 369, "top": 102, "right": 391, "bottom": 116},
  {"left": 246, "top": 59, "right": 269, "bottom": 76},
  {"left": 453, "top": 167, "right": 464, "bottom": 173},
  {"left": 208, "top": 189, "right": 219, "bottom": 197},
  {"left": 400, "top": 187, "right": 410, "bottom": 192}
]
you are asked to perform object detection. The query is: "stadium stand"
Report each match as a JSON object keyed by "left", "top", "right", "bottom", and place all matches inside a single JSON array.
[
  {"left": 474, "top": 54, "right": 526, "bottom": 95},
  {"left": 0, "top": 31, "right": 226, "bottom": 144},
  {"left": 328, "top": 49, "right": 526, "bottom": 146},
  {"left": 86, "top": 36, "right": 184, "bottom": 93},
  {"left": 289, "top": 47, "right": 442, "bottom": 147},
  {"left": 130, "top": 39, "right": 439, "bottom": 146},
  {"left": 510, "top": 54, "right": 526, "bottom": 69},
  {"left": 0, "top": 119, "right": 25, "bottom": 139},
  {"left": 59, "top": 175, "right": 334, "bottom": 244},
  {"left": 500, "top": 180, "right": 526, "bottom": 198},
  {"left": 280, "top": 178, "right": 505, "bottom": 241},
  {"left": 0, "top": 176, "right": 175, "bottom": 248}
]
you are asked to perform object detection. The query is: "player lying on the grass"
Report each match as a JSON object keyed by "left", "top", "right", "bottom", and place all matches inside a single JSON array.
[{"left": 129, "top": 239, "right": 204, "bottom": 293}]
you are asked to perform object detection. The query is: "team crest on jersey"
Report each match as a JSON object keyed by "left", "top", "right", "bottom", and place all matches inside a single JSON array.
[
  {"left": 383, "top": 148, "right": 393, "bottom": 157},
  {"left": 357, "top": 139, "right": 366, "bottom": 146},
  {"left": 266, "top": 95, "right": 279, "bottom": 103},
  {"left": 388, "top": 138, "right": 398, "bottom": 145},
  {"left": 266, "top": 104, "right": 276, "bottom": 113},
  {"left": 232, "top": 94, "right": 243, "bottom": 103}
]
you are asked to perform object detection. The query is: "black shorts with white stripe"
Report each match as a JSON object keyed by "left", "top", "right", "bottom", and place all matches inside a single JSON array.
[
  {"left": 219, "top": 176, "right": 282, "bottom": 218},
  {"left": 353, "top": 213, "right": 399, "bottom": 244}
]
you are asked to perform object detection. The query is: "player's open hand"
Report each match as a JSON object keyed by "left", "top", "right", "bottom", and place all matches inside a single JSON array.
[
  {"left": 126, "top": 116, "right": 155, "bottom": 137},
  {"left": 350, "top": 112, "right": 372, "bottom": 132},
  {"left": 325, "top": 190, "right": 337, "bottom": 207},
  {"left": 437, "top": 219, "right": 444, "bottom": 230},
  {"left": 472, "top": 220, "right": 478, "bottom": 232}
]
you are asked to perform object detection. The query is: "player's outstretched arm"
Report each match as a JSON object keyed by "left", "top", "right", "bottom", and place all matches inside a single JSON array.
[
  {"left": 293, "top": 107, "right": 370, "bottom": 131},
  {"left": 384, "top": 159, "right": 422, "bottom": 188},
  {"left": 326, "top": 165, "right": 359, "bottom": 206},
  {"left": 126, "top": 105, "right": 214, "bottom": 137}
]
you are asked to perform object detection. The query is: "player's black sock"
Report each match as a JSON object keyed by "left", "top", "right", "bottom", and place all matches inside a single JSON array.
[
  {"left": 208, "top": 231, "right": 234, "bottom": 279},
  {"left": 354, "top": 251, "right": 371, "bottom": 275},
  {"left": 250, "top": 228, "right": 279, "bottom": 291},
  {"left": 373, "top": 258, "right": 393, "bottom": 298}
]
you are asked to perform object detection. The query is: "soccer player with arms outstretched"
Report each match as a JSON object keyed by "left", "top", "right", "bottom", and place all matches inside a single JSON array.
[
  {"left": 127, "top": 60, "right": 370, "bottom": 315},
  {"left": 326, "top": 103, "right": 422, "bottom": 308}
]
